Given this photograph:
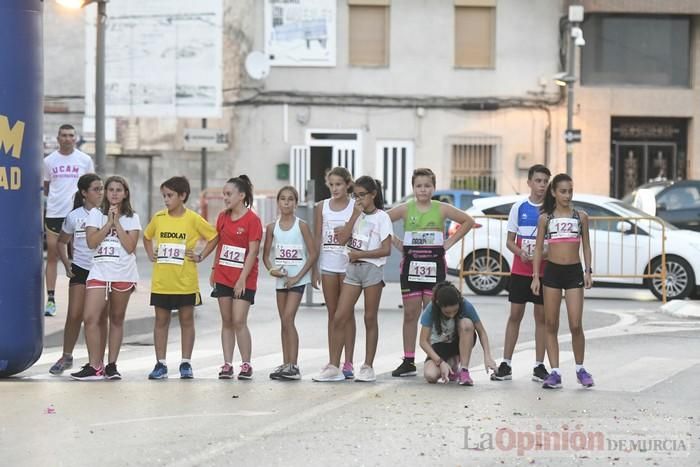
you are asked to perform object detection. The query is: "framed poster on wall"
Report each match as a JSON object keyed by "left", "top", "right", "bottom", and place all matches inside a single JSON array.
[{"left": 264, "top": 0, "right": 336, "bottom": 67}]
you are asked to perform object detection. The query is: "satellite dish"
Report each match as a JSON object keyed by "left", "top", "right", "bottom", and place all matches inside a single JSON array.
[{"left": 245, "top": 51, "right": 271, "bottom": 80}]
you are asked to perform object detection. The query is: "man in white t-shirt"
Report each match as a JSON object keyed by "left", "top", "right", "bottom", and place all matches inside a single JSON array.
[{"left": 43, "top": 124, "right": 95, "bottom": 316}]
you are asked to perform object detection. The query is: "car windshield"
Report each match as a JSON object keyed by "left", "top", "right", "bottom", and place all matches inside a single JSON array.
[
  {"left": 621, "top": 185, "right": 667, "bottom": 204},
  {"left": 610, "top": 201, "right": 678, "bottom": 231}
]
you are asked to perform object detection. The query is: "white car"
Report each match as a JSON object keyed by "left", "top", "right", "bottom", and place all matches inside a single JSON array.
[{"left": 445, "top": 194, "right": 700, "bottom": 300}]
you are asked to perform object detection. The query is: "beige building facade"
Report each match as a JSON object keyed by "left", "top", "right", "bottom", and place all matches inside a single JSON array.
[
  {"left": 572, "top": 0, "right": 700, "bottom": 198},
  {"left": 43, "top": 0, "right": 700, "bottom": 214}
]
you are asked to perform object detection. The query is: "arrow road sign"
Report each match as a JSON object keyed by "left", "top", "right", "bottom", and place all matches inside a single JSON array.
[
  {"left": 565, "top": 129, "right": 582, "bottom": 143},
  {"left": 183, "top": 128, "right": 229, "bottom": 151}
]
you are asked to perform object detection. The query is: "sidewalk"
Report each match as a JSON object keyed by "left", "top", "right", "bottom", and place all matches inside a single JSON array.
[
  {"left": 43, "top": 257, "right": 414, "bottom": 348},
  {"left": 659, "top": 299, "right": 700, "bottom": 319}
]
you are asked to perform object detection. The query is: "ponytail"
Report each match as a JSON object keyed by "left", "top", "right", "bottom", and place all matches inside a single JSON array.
[
  {"left": 372, "top": 179, "right": 384, "bottom": 209},
  {"left": 431, "top": 281, "right": 462, "bottom": 336},
  {"left": 541, "top": 173, "right": 572, "bottom": 215},
  {"left": 354, "top": 176, "right": 384, "bottom": 210},
  {"left": 73, "top": 173, "right": 101, "bottom": 210},
  {"left": 226, "top": 175, "right": 254, "bottom": 208}
]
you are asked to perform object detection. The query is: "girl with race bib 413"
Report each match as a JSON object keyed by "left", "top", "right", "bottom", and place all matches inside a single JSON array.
[{"left": 71, "top": 176, "right": 141, "bottom": 381}]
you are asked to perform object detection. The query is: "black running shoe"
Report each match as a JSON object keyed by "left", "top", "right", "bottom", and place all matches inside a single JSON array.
[
  {"left": 70, "top": 364, "right": 104, "bottom": 381},
  {"left": 269, "top": 364, "right": 285, "bottom": 380},
  {"left": 391, "top": 358, "right": 417, "bottom": 377},
  {"left": 104, "top": 362, "right": 122, "bottom": 380},
  {"left": 490, "top": 361, "right": 512, "bottom": 381},
  {"left": 280, "top": 364, "right": 301, "bottom": 381},
  {"left": 532, "top": 364, "right": 550, "bottom": 383}
]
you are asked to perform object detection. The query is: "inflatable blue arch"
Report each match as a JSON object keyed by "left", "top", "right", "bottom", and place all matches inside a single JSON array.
[{"left": 0, "top": 0, "right": 44, "bottom": 377}]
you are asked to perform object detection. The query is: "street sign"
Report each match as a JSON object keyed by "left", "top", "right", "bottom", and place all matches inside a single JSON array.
[
  {"left": 183, "top": 128, "right": 229, "bottom": 151},
  {"left": 565, "top": 129, "right": 582, "bottom": 143}
]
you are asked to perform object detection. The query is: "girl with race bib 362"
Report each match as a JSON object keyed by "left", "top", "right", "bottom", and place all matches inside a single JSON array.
[{"left": 263, "top": 186, "right": 318, "bottom": 381}]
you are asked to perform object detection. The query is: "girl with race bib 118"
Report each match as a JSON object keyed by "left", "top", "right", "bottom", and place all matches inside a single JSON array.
[{"left": 143, "top": 176, "right": 218, "bottom": 380}]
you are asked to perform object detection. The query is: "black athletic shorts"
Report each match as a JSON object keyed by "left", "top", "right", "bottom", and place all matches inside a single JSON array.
[
  {"left": 508, "top": 274, "right": 543, "bottom": 305},
  {"left": 210, "top": 283, "right": 256, "bottom": 304},
  {"left": 69, "top": 264, "right": 90, "bottom": 286},
  {"left": 45, "top": 217, "right": 64, "bottom": 235},
  {"left": 425, "top": 333, "right": 477, "bottom": 362},
  {"left": 542, "top": 262, "right": 584, "bottom": 290},
  {"left": 276, "top": 285, "right": 307, "bottom": 294},
  {"left": 150, "top": 292, "right": 202, "bottom": 310}
]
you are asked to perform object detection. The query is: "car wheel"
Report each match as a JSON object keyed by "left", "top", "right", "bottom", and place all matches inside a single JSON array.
[
  {"left": 647, "top": 255, "right": 696, "bottom": 300},
  {"left": 463, "top": 250, "right": 509, "bottom": 295}
]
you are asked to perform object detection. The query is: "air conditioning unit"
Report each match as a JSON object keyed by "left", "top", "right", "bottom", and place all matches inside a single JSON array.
[{"left": 516, "top": 152, "right": 533, "bottom": 170}]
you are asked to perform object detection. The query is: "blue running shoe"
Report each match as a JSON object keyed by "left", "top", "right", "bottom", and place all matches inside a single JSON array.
[
  {"left": 148, "top": 362, "right": 168, "bottom": 380},
  {"left": 542, "top": 372, "right": 562, "bottom": 389},
  {"left": 45, "top": 301, "right": 57, "bottom": 317},
  {"left": 179, "top": 362, "right": 194, "bottom": 379},
  {"left": 342, "top": 362, "right": 354, "bottom": 379},
  {"left": 576, "top": 368, "right": 594, "bottom": 388}
]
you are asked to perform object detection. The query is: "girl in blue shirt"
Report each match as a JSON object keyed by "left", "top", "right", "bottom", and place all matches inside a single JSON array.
[{"left": 419, "top": 282, "right": 497, "bottom": 385}]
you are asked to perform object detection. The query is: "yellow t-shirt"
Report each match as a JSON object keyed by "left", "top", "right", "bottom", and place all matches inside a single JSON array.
[{"left": 144, "top": 208, "right": 217, "bottom": 295}]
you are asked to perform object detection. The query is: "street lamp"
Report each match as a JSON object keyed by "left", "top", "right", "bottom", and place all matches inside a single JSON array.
[
  {"left": 558, "top": 5, "right": 585, "bottom": 176},
  {"left": 56, "top": 0, "right": 107, "bottom": 175}
]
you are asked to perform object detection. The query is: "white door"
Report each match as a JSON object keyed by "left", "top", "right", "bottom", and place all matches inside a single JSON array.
[
  {"left": 289, "top": 145, "right": 310, "bottom": 203},
  {"left": 333, "top": 143, "right": 361, "bottom": 179},
  {"left": 376, "top": 140, "right": 414, "bottom": 205}
]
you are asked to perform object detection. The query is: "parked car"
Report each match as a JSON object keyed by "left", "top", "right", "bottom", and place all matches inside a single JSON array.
[
  {"left": 445, "top": 194, "right": 700, "bottom": 300},
  {"left": 622, "top": 180, "right": 700, "bottom": 231},
  {"left": 396, "top": 189, "right": 496, "bottom": 211},
  {"left": 394, "top": 189, "right": 497, "bottom": 237}
]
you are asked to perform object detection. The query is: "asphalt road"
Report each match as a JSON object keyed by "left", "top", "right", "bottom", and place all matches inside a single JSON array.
[{"left": 3, "top": 268, "right": 699, "bottom": 466}]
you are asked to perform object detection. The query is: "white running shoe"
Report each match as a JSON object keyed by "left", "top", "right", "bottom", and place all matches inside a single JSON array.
[
  {"left": 312, "top": 364, "right": 344, "bottom": 382},
  {"left": 355, "top": 364, "right": 376, "bottom": 382}
]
